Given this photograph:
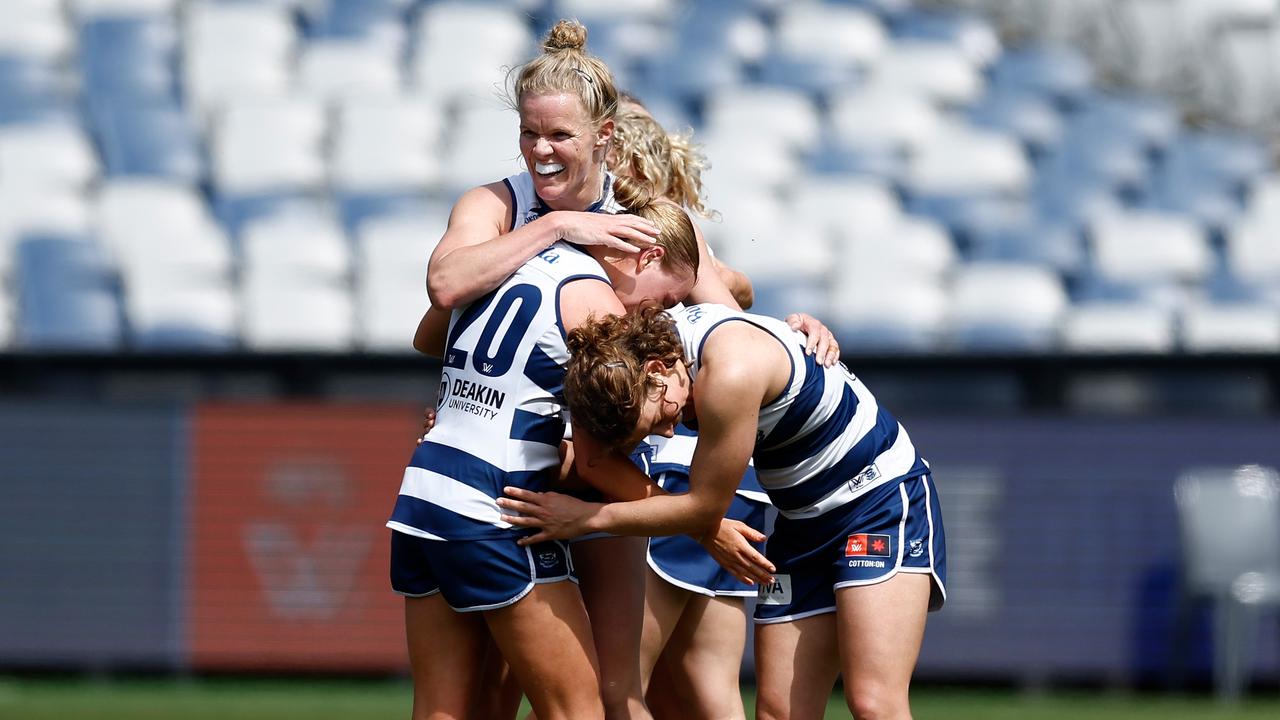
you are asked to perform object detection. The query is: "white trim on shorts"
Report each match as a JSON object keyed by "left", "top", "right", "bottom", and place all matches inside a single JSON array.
[
  {"left": 440, "top": 545, "right": 577, "bottom": 613},
  {"left": 754, "top": 605, "right": 838, "bottom": 625},
  {"left": 645, "top": 546, "right": 758, "bottom": 599}
]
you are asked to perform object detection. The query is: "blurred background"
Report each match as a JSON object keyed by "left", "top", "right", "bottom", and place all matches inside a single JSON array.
[{"left": 2, "top": 0, "right": 1280, "bottom": 717}]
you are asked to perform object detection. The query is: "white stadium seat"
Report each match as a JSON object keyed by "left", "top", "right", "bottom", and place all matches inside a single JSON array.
[
  {"left": 774, "top": 4, "right": 886, "bottom": 68},
  {"left": 356, "top": 213, "right": 447, "bottom": 351},
  {"left": 410, "top": 3, "right": 533, "bottom": 103},
  {"left": 864, "top": 41, "right": 985, "bottom": 106},
  {"left": 1089, "top": 211, "right": 1212, "bottom": 283},
  {"left": 1181, "top": 302, "right": 1280, "bottom": 352},
  {"left": 0, "top": 123, "right": 100, "bottom": 189},
  {"left": 829, "top": 87, "right": 944, "bottom": 154},
  {"left": 946, "top": 262, "right": 1068, "bottom": 349},
  {"left": 440, "top": 97, "right": 523, "bottom": 195},
  {"left": 182, "top": 0, "right": 295, "bottom": 113},
  {"left": 905, "top": 124, "right": 1031, "bottom": 196},
  {"left": 211, "top": 97, "right": 327, "bottom": 194},
  {"left": 0, "top": 0, "right": 73, "bottom": 59},
  {"left": 296, "top": 40, "right": 402, "bottom": 103},
  {"left": 0, "top": 184, "right": 90, "bottom": 280},
  {"left": 702, "top": 86, "right": 821, "bottom": 155},
  {"left": 1061, "top": 302, "right": 1176, "bottom": 353},
  {"left": 331, "top": 96, "right": 445, "bottom": 192}
]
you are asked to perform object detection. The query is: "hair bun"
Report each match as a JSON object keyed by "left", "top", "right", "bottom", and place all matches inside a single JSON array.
[{"left": 543, "top": 19, "right": 587, "bottom": 52}]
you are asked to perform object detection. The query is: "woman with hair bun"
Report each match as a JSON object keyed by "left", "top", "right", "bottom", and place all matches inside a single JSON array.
[{"left": 388, "top": 19, "right": 728, "bottom": 720}]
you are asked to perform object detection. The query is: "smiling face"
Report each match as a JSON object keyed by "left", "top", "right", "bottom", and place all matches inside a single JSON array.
[{"left": 519, "top": 92, "right": 613, "bottom": 210}]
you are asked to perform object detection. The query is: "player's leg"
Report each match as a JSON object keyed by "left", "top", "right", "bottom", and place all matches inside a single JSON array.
[
  {"left": 473, "top": 639, "right": 525, "bottom": 720},
  {"left": 404, "top": 594, "right": 489, "bottom": 720},
  {"left": 834, "top": 573, "right": 930, "bottom": 720},
  {"left": 640, "top": 565, "right": 691, "bottom": 692},
  {"left": 485, "top": 580, "right": 605, "bottom": 720},
  {"left": 575, "top": 535, "right": 653, "bottom": 720},
  {"left": 753, "top": 614, "right": 841, "bottom": 720},
  {"left": 661, "top": 594, "right": 748, "bottom": 720}
]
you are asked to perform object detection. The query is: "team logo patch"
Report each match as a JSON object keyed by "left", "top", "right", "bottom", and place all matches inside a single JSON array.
[
  {"left": 845, "top": 533, "right": 891, "bottom": 557},
  {"left": 536, "top": 550, "right": 560, "bottom": 570},
  {"left": 908, "top": 539, "right": 925, "bottom": 558},
  {"left": 758, "top": 574, "right": 792, "bottom": 605}
]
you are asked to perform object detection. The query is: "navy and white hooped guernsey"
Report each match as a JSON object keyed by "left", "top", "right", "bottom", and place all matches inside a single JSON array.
[
  {"left": 387, "top": 171, "right": 619, "bottom": 541},
  {"left": 671, "top": 303, "right": 930, "bottom": 521}
]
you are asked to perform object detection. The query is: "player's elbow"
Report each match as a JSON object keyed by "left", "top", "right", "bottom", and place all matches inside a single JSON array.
[{"left": 426, "top": 278, "right": 463, "bottom": 311}]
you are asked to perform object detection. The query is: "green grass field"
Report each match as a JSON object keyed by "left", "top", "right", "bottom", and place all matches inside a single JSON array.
[{"left": 2, "top": 678, "right": 1279, "bottom": 720}]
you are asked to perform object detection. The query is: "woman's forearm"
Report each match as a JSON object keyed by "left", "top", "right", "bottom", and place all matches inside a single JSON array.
[{"left": 427, "top": 214, "right": 563, "bottom": 309}]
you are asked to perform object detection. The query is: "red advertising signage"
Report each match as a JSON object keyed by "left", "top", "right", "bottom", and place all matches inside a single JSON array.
[{"left": 188, "top": 402, "right": 421, "bottom": 671}]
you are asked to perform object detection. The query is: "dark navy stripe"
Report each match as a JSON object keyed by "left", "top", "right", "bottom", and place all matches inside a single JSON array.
[
  {"left": 524, "top": 342, "right": 565, "bottom": 398},
  {"left": 502, "top": 177, "right": 518, "bottom": 230},
  {"left": 673, "top": 423, "right": 698, "bottom": 437},
  {"left": 554, "top": 273, "right": 611, "bottom": 341},
  {"left": 446, "top": 289, "right": 496, "bottom": 351},
  {"left": 758, "top": 353, "right": 825, "bottom": 449},
  {"left": 754, "top": 382, "right": 859, "bottom": 471},
  {"left": 763, "top": 410, "right": 900, "bottom": 512},
  {"left": 510, "top": 408, "right": 564, "bottom": 447},
  {"left": 389, "top": 494, "right": 514, "bottom": 540},
  {"left": 693, "top": 316, "right": 797, "bottom": 411},
  {"left": 408, "top": 440, "right": 553, "bottom": 497}
]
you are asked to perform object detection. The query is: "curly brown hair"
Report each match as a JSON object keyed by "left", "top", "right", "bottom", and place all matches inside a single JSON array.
[{"left": 564, "top": 306, "right": 685, "bottom": 452}]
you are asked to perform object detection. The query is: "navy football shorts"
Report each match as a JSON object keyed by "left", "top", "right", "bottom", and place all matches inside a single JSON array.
[
  {"left": 755, "top": 473, "right": 946, "bottom": 624},
  {"left": 647, "top": 470, "right": 770, "bottom": 597},
  {"left": 390, "top": 530, "right": 575, "bottom": 612}
]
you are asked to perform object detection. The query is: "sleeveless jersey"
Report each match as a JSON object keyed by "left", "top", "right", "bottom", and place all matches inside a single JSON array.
[
  {"left": 502, "top": 170, "right": 622, "bottom": 231},
  {"left": 642, "top": 424, "right": 770, "bottom": 504},
  {"left": 388, "top": 241, "right": 611, "bottom": 540},
  {"left": 671, "top": 303, "right": 929, "bottom": 521}
]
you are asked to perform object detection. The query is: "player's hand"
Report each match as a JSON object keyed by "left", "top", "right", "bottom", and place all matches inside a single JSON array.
[
  {"left": 416, "top": 407, "right": 437, "bottom": 445},
  {"left": 498, "top": 486, "right": 600, "bottom": 544},
  {"left": 786, "top": 312, "right": 840, "bottom": 367},
  {"left": 550, "top": 210, "right": 659, "bottom": 254},
  {"left": 701, "top": 519, "right": 774, "bottom": 586}
]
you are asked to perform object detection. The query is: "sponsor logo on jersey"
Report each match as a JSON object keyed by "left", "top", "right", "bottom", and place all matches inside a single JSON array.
[
  {"left": 685, "top": 305, "right": 705, "bottom": 324},
  {"left": 845, "top": 533, "right": 891, "bottom": 557},
  {"left": 537, "top": 247, "right": 560, "bottom": 264},
  {"left": 437, "top": 372, "right": 451, "bottom": 409},
  {"left": 849, "top": 463, "right": 881, "bottom": 491},
  {"left": 908, "top": 539, "right": 925, "bottom": 558},
  {"left": 758, "top": 574, "right": 792, "bottom": 605},
  {"left": 443, "top": 378, "right": 507, "bottom": 420}
]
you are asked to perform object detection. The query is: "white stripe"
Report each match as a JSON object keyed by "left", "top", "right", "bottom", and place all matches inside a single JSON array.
[
  {"left": 756, "top": 380, "right": 880, "bottom": 492},
  {"left": 775, "top": 423, "right": 918, "bottom": 520},
  {"left": 647, "top": 433, "right": 697, "bottom": 465},
  {"left": 922, "top": 474, "right": 947, "bottom": 605},
  {"left": 385, "top": 521, "right": 446, "bottom": 541},
  {"left": 734, "top": 489, "right": 772, "bottom": 504},
  {"left": 397, "top": 466, "right": 512, "bottom": 528},
  {"left": 754, "top": 605, "right": 837, "bottom": 624}
]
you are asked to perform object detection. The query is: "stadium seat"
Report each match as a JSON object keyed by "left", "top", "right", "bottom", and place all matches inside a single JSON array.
[
  {"left": 1089, "top": 211, "right": 1213, "bottom": 285},
  {"left": 987, "top": 45, "right": 1093, "bottom": 107},
  {"left": 182, "top": 0, "right": 296, "bottom": 114},
  {"left": 1173, "top": 465, "right": 1280, "bottom": 702},
  {"left": 0, "top": 183, "right": 91, "bottom": 280},
  {"left": 77, "top": 14, "right": 179, "bottom": 104},
  {"left": 889, "top": 7, "right": 1002, "bottom": 67},
  {"left": 829, "top": 86, "right": 944, "bottom": 155},
  {"left": 0, "top": 54, "right": 72, "bottom": 125},
  {"left": 829, "top": 273, "right": 948, "bottom": 352},
  {"left": 774, "top": 3, "right": 887, "bottom": 69},
  {"left": 862, "top": 41, "right": 984, "bottom": 106},
  {"left": 703, "top": 188, "right": 831, "bottom": 284},
  {"left": 1181, "top": 302, "right": 1280, "bottom": 352},
  {"left": 553, "top": 0, "right": 675, "bottom": 24},
  {"left": 967, "top": 87, "right": 1064, "bottom": 155},
  {"left": 702, "top": 86, "right": 820, "bottom": 156},
  {"left": 409, "top": 3, "right": 533, "bottom": 104},
  {"left": 1060, "top": 302, "right": 1176, "bottom": 353},
  {"left": 0, "top": 122, "right": 100, "bottom": 189},
  {"left": 835, "top": 214, "right": 956, "bottom": 283},
  {"left": 356, "top": 213, "right": 446, "bottom": 351},
  {"left": 296, "top": 40, "right": 402, "bottom": 103},
  {"left": 945, "top": 262, "right": 1068, "bottom": 350},
  {"left": 89, "top": 99, "right": 203, "bottom": 182},
  {"left": 0, "top": 0, "right": 74, "bottom": 60},
  {"left": 903, "top": 123, "right": 1031, "bottom": 197},
  {"left": 302, "top": 0, "right": 408, "bottom": 43},
  {"left": 240, "top": 208, "right": 355, "bottom": 350},
  {"left": 787, "top": 175, "right": 902, "bottom": 250},
  {"left": 1224, "top": 216, "right": 1280, "bottom": 284},
  {"left": 210, "top": 97, "right": 327, "bottom": 195},
  {"left": 126, "top": 277, "right": 237, "bottom": 350},
  {"left": 13, "top": 234, "right": 123, "bottom": 349},
  {"left": 440, "top": 97, "right": 523, "bottom": 197},
  {"left": 331, "top": 96, "right": 444, "bottom": 193}
]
